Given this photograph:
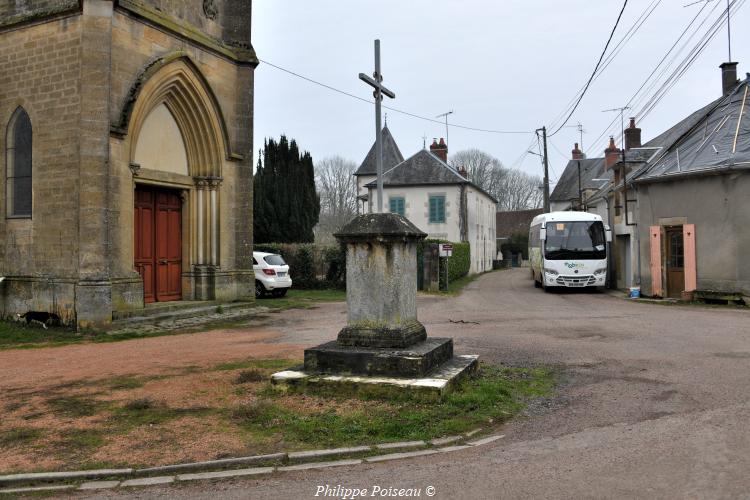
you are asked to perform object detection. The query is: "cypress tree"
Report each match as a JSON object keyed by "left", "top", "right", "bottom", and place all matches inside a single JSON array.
[{"left": 253, "top": 136, "right": 320, "bottom": 243}]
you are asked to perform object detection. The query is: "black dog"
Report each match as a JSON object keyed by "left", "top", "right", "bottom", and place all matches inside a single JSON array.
[{"left": 16, "top": 311, "right": 61, "bottom": 329}]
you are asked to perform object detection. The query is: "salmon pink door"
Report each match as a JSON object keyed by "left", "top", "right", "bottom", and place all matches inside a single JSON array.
[{"left": 135, "top": 186, "right": 182, "bottom": 303}]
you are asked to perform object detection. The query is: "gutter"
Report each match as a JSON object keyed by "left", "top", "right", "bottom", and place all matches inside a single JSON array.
[{"left": 634, "top": 162, "right": 750, "bottom": 185}]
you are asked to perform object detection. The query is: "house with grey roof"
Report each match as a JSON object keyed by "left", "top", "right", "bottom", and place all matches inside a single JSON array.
[
  {"left": 358, "top": 133, "right": 497, "bottom": 274},
  {"left": 631, "top": 63, "right": 750, "bottom": 300},
  {"left": 354, "top": 125, "right": 404, "bottom": 213},
  {"left": 585, "top": 62, "right": 750, "bottom": 300},
  {"left": 549, "top": 148, "right": 607, "bottom": 212}
]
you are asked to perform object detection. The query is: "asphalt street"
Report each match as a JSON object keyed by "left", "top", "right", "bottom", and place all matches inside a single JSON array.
[{"left": 74, "top": 268, "right": 750, "bottom": 500}]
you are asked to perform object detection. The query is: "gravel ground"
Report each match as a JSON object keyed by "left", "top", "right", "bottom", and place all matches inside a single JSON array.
[{"left": 30, "top": 269, "right": 750, "bottom": 499}]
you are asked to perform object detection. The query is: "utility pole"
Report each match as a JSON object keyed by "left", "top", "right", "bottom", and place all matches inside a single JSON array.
[
  {"left": 537, "top": 127, "right": 551, "bottom": 213},
  {"left": 577, "top": 160, "right": 583, "bottom": 210}
]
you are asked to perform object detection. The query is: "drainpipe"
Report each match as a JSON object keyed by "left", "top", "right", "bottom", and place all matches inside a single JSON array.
[
  {"left": 605, "top": 194, "right": 616, "bottom": 289},
  {"left": 634, "top": 183, "right": 642, "bottom": 287}
]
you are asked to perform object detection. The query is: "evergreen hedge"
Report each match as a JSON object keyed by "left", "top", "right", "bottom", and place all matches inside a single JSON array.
[
  {"left": 418, "top": 239, "right": 471, "bottom": 289},
  {"left": 254, "top": 243, "right": 346, "bottom": 290},
  {"left": 255, "top": 239, "right": 470, "bottom": 291}
]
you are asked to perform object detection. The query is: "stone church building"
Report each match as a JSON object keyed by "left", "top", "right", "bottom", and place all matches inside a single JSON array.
[{"left": 0, "top": 1, "right": 257, "bottom": 327}]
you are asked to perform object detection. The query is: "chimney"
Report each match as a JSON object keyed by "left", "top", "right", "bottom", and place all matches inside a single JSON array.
[
  {"left": 430, "top": 137, "right": 448, "bottom": 163},
  {"left": 572, "top": 143, "right": 584, "bottom": 160},
  {"left": 458, "top": 165, "right": 468, "bottom": 178},
  {"left": 604, "top": 136, "right": 621, "bottom": 169},
  {"left": 720, "top": 62, "right": 738, "bottom": 96},
  {"left": 624, "top": 117, "right": 642, "bottom": 150}
]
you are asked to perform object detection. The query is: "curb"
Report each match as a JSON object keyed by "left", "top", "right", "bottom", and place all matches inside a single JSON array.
[{"left": 0, "top": 430, "right": 506, "bottom": 494}]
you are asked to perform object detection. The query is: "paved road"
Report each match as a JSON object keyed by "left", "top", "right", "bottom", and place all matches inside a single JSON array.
[{"left": 76, "top": 269, "right": 750, "bottom": 500}]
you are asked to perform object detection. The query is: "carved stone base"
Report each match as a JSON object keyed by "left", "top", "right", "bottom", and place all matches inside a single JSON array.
[
  {"left": 304, "top": 337, "right": 453, "bottom": 378},
  {"left": 336, "top": 320, "right": 427, "bottom": 348}
]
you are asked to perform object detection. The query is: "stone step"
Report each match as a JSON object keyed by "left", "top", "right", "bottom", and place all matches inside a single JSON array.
[
  {"left": 271, "top": 354, "right": 479, "bottom": 397},
  {"left": 111, "top": 301, "right": 257, "bottom": 326},
  {"left": 304, "top": 337, "right": 454, "bottom": 378}
]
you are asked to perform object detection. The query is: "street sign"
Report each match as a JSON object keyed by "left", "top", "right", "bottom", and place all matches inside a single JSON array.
[{"left": 439, "top": 244, "right": 453, "bottom": 257}]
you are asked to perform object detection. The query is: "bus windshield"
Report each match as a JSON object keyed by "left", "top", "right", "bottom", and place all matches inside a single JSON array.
[{"left": 545, "top": 221, "right": 606, "bottom": 260}]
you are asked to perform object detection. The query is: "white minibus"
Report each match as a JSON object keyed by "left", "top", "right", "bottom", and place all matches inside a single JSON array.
[{"left": 529, "top": 212, "right": 612, "bottom": 290}]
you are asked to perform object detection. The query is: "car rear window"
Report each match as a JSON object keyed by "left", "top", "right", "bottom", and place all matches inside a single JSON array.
[{"left": 264, "top": 255, "right": 286, "bottom": 266}]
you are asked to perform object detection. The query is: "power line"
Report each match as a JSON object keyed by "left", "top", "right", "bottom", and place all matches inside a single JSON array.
[
  {"left": 515, "top": 0, "right": 662, "bottom": 167},
  {"left": 258, "top": 58, "right": 533, "bottom": 135},
  {"left": 590, "top": 0, "right": 715, "bottom": 151},
  {"left": 549, "top": 0, "right": 630, "bottom": 137},
  {"left": 588, "top": 0, "right": 733, "bottom": 154},
  {"left": 547, "top": 0, "right": 662, "bottom": 134}
]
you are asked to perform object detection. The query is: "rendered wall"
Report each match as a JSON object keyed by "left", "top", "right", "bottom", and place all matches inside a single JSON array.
[{"left": 637, "top": 172, "right": 750, "bottom": 297}]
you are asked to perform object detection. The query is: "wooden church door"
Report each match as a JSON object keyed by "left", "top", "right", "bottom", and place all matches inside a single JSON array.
[{"left": 135, "top": 186, "right": 182, "bottom": 303}]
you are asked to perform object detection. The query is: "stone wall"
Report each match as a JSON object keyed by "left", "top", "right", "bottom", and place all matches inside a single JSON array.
[
  {"left": 0, "top": 15, "right": 83, "bottom": 321},
  {"left": 0, "top": 0, "right": 79, "bottom": 26},
  {"left": 117, "top": 0, "right": 251, "bottom": 46}
]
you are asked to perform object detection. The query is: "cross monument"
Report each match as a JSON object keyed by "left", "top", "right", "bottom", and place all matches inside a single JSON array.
[{"left": 359, "top": 39, "right": 395, "bottom": 213}]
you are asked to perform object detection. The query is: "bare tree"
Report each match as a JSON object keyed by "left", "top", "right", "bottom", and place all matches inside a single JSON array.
[
  {"left": 450, "top": 149, "right": 542, "bottom": 211},
  {"left": 497, "top": 169, "right": 543, "bottom": 211},
  {"left": 314, "top": 156, "right": 358, "bottom": 242}
]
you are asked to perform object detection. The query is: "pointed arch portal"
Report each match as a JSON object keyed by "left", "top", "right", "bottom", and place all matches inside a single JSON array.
[{"left": 126, "top": 57, "right": 228, "bottom": 301}]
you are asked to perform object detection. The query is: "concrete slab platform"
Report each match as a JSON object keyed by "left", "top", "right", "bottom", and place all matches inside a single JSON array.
[
  {"left": 271, "top": 355, "right": 478, "bottom": 397},
  {"left": 177, "top": 467, "right": 274, "bottom": 482},
  {"left": 120, "top": 476, "right": 174, "bottom": 487},
  {"left": 79, "top": 481, "right": 121, "bottom": 490}
]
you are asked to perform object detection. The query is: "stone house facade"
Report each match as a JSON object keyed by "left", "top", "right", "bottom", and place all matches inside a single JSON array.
[
  {"left": 356, "top": 130, "right": 497, "bottom": 274},
  {"left": 0, "top": 0, "right": 257, "bottom": 327}
]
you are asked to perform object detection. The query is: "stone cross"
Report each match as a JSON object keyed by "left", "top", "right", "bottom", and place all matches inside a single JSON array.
[{"left": 359, "top": 39, "right": 395, "bottom": 214}]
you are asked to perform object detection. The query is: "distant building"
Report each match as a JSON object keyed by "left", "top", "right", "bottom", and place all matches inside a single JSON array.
[
  {"left": 549, "top": 143, "right": 608, "bottom": 212},
  {"left": 495, "top": 208, "right": 543, "bottom": 265},
  {"left": 358, "top": 131, "right": 497, "bottom": 274}
]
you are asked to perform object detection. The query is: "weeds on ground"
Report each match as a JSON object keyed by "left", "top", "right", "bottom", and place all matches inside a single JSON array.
[{"left": 232, "top": 364, "right": 553, "bottom": 448}]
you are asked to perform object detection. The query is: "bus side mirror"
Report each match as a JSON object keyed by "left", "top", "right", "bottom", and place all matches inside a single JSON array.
[
  {"left": 605, "top": 226, "right": 612, "bottom": 243},
  {"left": 540, "top": 228, "right": 547, "bottom": 241}
]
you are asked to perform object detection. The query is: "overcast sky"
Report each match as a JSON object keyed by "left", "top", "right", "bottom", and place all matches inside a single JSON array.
[{"left": 251, "top": 0, "right": 749, "bottom": 186}]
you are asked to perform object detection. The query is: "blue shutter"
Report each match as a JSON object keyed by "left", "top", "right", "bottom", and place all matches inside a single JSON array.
[
  {"left": 429, "top": 196, "right": 445, "bottom": 223},
  {"left": 390, "top": 197, "right": 405, "bottom": 216}
]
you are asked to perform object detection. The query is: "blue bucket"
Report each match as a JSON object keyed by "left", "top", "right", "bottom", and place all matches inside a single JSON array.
[{"left": 629, "top": 287, "right": 641, "bottom": 299}]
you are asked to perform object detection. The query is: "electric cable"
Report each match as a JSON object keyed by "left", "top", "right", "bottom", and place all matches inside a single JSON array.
[{"left": 549, "top": 0, "right": 630, "bottom": 137}]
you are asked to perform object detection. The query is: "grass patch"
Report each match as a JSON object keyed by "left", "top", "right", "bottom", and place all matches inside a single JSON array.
[
  {"left": 105, "top": 375, "right": 147, "bottom": 390},
  {"left": 56, "top": 428, "right": 107, "bottom": 458},
  {"left": 234, "top": 369, "right": 266, "bottom": 384},
  {"left": 260, "top": 289, "right": 345, "bottom": 311},
  {"left": 420, "top": 271, "right": 493, "bottom": 297},
  {"left": 0, "top": 321, "right": 88, "bottom": 348},
  {"left": 233, "top": 364, "right": 553, "bottom": 448},
  {"left": 0, "top": 427, "right": 42, "bottom": 447},
  {"left": 112, "top": 398, "right": 214, "bottom": 429},
  {"left": 0, "top": 290, "right": 345, "bottom": 351},
  {"left": 46, "top": 395, "right": 107, "bottom": 418}
]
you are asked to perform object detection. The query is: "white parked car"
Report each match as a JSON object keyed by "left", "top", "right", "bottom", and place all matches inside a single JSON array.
[{"left": 253, "top": 251, "right": 292, "bottom": 298}]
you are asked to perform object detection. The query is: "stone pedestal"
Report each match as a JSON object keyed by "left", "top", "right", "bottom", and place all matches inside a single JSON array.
[{"left": 272, "top": 213, "right": 477, "bottom": 395}]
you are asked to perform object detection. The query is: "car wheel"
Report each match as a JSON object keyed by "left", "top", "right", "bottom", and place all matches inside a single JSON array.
[
  {"left": 255, "top": 281, "right": 265, "bottom": 299},
  {"left": 273, "top": 289, "right": 288, "bottom": 297}
]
